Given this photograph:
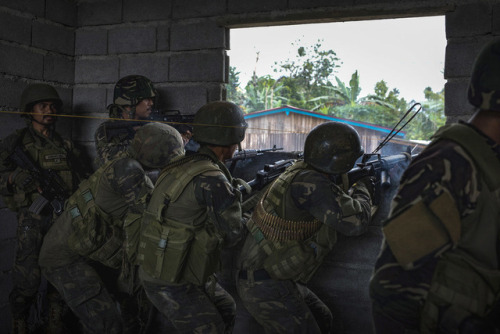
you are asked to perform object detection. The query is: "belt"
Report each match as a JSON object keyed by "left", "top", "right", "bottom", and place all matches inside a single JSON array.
[{"left": 238, "top": 269, "right": 272, "bottom": 281}]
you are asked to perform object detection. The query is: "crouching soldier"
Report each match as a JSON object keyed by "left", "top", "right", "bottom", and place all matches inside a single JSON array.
[
  {"left": 236, "top": 122, "right": 374, "bottom": 334},
  {"left": 138, "top": 101, "right": 248, "bottom": 333},
  {"left": 38, "top": 123, "right": 185, "bottom": 333}
]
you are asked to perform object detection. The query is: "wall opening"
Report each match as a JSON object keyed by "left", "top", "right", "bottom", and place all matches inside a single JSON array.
[{"left": 227, "top": 16, "right": 446, "bottom": 154}]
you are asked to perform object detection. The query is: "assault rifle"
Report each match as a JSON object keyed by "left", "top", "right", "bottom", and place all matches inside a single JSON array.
[
  {"left": 226, "top": 145, "right": 284, "bottom": 173},
  {"left": 103, "top": 109, "right": 195, "bottom": 142},
  {"left": 8, "top": 146, "right": 69, "bottom": 215},
  {"left": 333, "top": 152, "right": 414, "bottom": 205}
]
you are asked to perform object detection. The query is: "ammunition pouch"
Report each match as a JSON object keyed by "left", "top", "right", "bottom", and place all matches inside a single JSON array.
[
  {"left": 183, "top": 228, "right": 222, "bottom": 286},
  {"left": 87, "top": 225, "right": 124, "bottom": 269},
  {"left": 139, "top": 219, "right": 194, "bottom": 283}
]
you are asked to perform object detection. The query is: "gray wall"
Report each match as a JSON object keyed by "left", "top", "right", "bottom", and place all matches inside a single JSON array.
[{"left": 0, "top": 0, "right": 499, "bottom": 332}]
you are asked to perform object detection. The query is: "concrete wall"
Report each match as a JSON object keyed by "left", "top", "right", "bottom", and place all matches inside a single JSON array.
[{"left": 0, "top": 0, "right": 499, "bottom": 332}]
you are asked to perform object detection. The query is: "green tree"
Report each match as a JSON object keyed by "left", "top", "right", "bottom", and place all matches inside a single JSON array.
[
  {"left": 244, "top": 75, "right": 285, "bottom": 112},
  {"left": 227, "top": 66, "right": 246, "bottom": 107}
]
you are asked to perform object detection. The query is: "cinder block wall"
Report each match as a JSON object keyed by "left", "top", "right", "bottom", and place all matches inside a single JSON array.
[{"left": 0, "top": 0, "right": 499, "bottom": 332}]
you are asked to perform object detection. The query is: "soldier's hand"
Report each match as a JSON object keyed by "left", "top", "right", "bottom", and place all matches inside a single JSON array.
[
  {"left": 10, "top": 167, "right": 38, "bottom": 192},
  {"left": 353, "top": 176, "right": 376, "bottom": 199}
]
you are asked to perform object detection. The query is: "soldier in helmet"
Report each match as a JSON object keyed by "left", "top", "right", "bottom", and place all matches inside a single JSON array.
[
  {"left": 138, "top": 101, "right": 248, "bottom": 333},
  {"left": 236, "top": 121, "right": 374, "bottom": 333},
  {"left": 94, "top": 75, "right": 157, "bottom": 167},
  {"left": 38, "top": 123, "right": 185, "bottom": 333},
  {"left": 0, "top": 83, "right": 86, "bottom": 333},
  {"left": 369, "top": 38, "right": 500, "bottom": 333}
]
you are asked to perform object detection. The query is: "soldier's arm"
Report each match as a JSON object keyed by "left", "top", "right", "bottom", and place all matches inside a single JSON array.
[
  {"left": 292, "top": 169, "right": 372, "bottom": 236},
  {"left": 194, "top": 171, "right": 245, "bottom": 247},
  {"left": 94, "top": 122, "right": 130, "bottom": 167}
]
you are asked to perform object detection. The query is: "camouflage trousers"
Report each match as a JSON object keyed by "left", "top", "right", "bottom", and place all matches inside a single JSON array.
[
  {"left": 10, "top": 209, "right": 54, "bottom": 318},
  {"left": 237, "top": 276, "right": 333, "bottom": 334},
  {"left": 42, "top": 259, "right": 123, "bottom": 334},
  {"left": 141, "top": 275, "right": 236, "bottom": 333}
]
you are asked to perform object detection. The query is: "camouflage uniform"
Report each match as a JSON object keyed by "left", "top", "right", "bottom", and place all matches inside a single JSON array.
[
  {"left": 94, "top": 75, "right": 157, "bottom": 168},
  {"left": 370, "top": 38, "right": 500, "bottom": 334},
  {"left": 0, "top": 84, "right": 85, "bottom": 333},
  {"left": 236, "top": 159, "right": 373, "bottom": 334},
  {"left": 39, "top": 123, "right": 184, "bottom": 334},
  {"left": 138, "top": 145, "right": 245, "bottom": 333}
]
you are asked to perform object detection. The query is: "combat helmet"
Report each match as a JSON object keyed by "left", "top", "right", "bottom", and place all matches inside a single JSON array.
[
  {"left": 110, "top": 75, "right": 157, "bottom": 118},
  {"left": 467, "top": 38, "right": 500, "bottom": 112},
  {"left": 129, "top": 123, "right": 185, "bottom": 168},
  {"left": 192, "top": 101, "right": 248, "bottom": 146},
  {"left": 304, "top": 122, "right": 364, "bottom": 174},
  {"left": 20, "top": 83, "right": 62, "bottom": 115}
]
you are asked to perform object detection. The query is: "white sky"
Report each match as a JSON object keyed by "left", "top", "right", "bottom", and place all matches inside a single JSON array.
[{"left": 228, "top": 16, "right": 446, "bottom": 102}]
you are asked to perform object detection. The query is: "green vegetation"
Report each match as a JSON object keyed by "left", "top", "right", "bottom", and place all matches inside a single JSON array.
[{"left": 227, "top": 40, "right": 445, "bottom": 141}]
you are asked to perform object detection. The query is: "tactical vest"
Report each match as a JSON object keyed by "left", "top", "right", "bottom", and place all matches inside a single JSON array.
[
  {"left": 13, "top": 128, "right": 74, "bottom": 208},
  {"left": 138, "top": 155, "right": 224, "bottom": 286},
  {"left": 65, "top": 159, "right": 124, "bottom": 269},
  {"left": 418, "top": 124, "right": 500, "bottom": 333},
  {"left": 247, "top": 161, "right": 337, "bottom": 283}
]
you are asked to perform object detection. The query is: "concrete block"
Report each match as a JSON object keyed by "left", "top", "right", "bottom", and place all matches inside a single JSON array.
[
  {"left": 172, "top": 0, "right": 226, "bottom": 19},
  {"left": 228, "top": 0, "right": 287, "bottom": 13},
  {"left": 0, "top": 45, "right": 43, "bottom": 80},
  {"left": 0, "top": 0, "right": 44, "bottom": 17},
  {"left": 445, "top": 38, "right": 489, "bottom": 78},
  {"left": 44, "top": 54, "right": 75, "bottom": 84},
  {"left": 157, "top": 25, "right": 170, "bottom": 51},
  {"left": 444, "top": 79, "right": 474, "bottom": 117},
  {"left": 75, "top": 57, "right": 119, "bottom": 84},
  {"left": 120, "top": 54, "right": 169, "bottom": 82},
  {"left": 0, "top": 77, "right": 28, "bottom": 111},
  {"left": 288, "top": 0, "right": 352, "bottom": 9},
  {"left": 170, "top": 51, "right": 225, "bottom": 82},
  {"left": 75, "top": 29, "right": 108, "bottom": 55},
  {"left": 446, "top": 3, "right": 491, "bottom": 39},
  {"left": 156, "top": 85, "right": 207, "bottom": 115},
  {"left": 77, "top": 0, "right": 122, "bottom": 26},
  {"left": 207, "top": 83, "right": 226, "bottom": 101},
  {"left": 71, "top": 112, "right": 107, "bottom": 142},
  {"left": 171, "top": 19, "right": 227, "bottom": 51},
  {"left": 32, "top": 21, "right": 75, "bottom": 56},
  {"left": 108, "top": 26, "right": 156, "bottom": 54},
  {"left": 47, "top": 0, "right": 77, "bottom": 27},
  {"left": 0, "top": 11, "right": 31, "bottom": 45},
  {"left": 72, "top": 86, "right": 108, "bottom": 115},
  {"left": 493, "top": 4, "right": 500, "bottom": 35},
  {"left": 123, "top": 0, "right": 172, "bottom": 22}
]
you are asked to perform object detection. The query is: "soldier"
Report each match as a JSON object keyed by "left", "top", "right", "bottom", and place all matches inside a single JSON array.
[
  {"left": 369, "top": 38, "right": 500, "bottom": 333},
  {"left": 94, "top": 75, "right": 157, "bottom": 167},
  {"left": 0, "top": 84, "right": 86, "bottom": 333},
  {"left": 138, "top": 101, "right": 248, "bottom": 333},
  {"left": 236, "top": 121, "right": 374, "bottom": 334},
  {"left": 38, "top": 123, "right": 185, "bottom": 333}
]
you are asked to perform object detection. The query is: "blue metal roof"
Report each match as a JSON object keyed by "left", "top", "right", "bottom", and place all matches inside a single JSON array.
[{"left": 244, "top": 105, "right": 405, "bottom": 138}]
